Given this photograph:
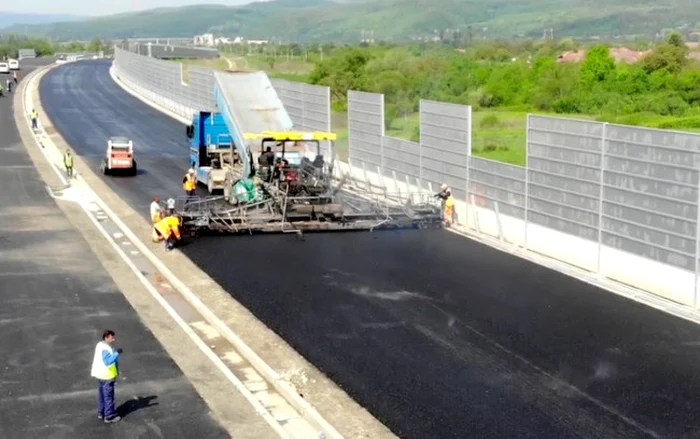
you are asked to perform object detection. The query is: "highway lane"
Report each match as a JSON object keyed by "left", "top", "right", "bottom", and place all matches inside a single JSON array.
[
  {"left": 1, "top": 63, "right": 228, "bottom": 437},
  {"left": 41, "top": 59, "right": 700, "bottom": 438}
]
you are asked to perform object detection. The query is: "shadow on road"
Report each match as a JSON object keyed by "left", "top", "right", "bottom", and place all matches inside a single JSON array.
[{"left": 117, "top": 395, "right": 159, "bottom": 417}]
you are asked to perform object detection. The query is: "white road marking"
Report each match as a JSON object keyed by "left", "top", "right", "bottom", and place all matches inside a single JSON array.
[{"left": 190, "top": 321, "right": 221, "bottom": 341}]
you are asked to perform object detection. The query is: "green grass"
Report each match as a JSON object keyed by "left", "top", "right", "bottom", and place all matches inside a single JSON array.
[
  {"left": 178, "top": 57, "right": 231, "bottom": 82},
  {"left": 244, "top": 55, "right": 314, "bottom": 74}
]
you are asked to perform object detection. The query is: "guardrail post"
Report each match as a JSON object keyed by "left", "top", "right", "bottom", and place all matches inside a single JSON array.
[
  {"left": 392, "top": 171, "right": 402, "bottom": 199},
  {"left": 524, "top": 114, "right": 530, "bottom": 250},
  {"left": 470, "top": 194, "right": 480, "bottom": 233},
  {"left": 494, "top": 201, "right": 504, "bottom": 241},
  {"left": 377, "top": 166, "right": 388, "bottom": 197},
  {"left": 695, "top": 164, "right": 700, "bottom": 309},
  {"left": 418, "top": 100, "right": 424, "bottom": 189},
  {"left": 597, "top": 123, "right": 607, "bottom": 275}
]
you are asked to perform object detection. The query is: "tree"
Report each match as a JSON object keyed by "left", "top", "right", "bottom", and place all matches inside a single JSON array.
[
  {"left": 642, "top": 32, "right": 689, "bottom": 74},
  {"left": 580, "top": 45, "right": 615, "bottom": 84},
  {"left": 87, "top": 38, "right": 104, "bottom": 53},
  {"left": 64, "top": 41, "right": 86, "bottom": 52}
]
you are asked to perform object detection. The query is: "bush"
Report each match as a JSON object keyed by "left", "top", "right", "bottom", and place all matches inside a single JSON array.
[{"left": 480, "top": 114, "right": 501, "bottom": 128}]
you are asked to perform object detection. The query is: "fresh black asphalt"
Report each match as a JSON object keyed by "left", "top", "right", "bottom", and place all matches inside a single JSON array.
[
  {"left": 40, "top": 59, "right": 700, "bottom": 438},
  {"left": 1, "top": 60, "right": 228, "bottom": 438}
]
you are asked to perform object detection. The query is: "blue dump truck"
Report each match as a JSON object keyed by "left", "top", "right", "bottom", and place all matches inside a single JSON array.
[{"left": 185, "top": 111, "right": 237, "bottom": 194}]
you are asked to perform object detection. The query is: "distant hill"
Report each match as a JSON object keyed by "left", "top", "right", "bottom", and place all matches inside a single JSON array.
[
  {"left": 1, "top": 0, "right": 699, "bottom": 42},
  {"left": 0, "top": 11, "right": 84, "bottom": 29}
]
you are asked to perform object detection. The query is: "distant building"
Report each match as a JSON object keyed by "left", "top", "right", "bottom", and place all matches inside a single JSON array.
[
  {"left": 557, "top": 48, "right": 650, "bottom": 64},
  {"left": 18, "top": 49, "right": 36, "bottom": 60},
  {"left": 193, "top": 33, "right": 215, "bottom": 46}
]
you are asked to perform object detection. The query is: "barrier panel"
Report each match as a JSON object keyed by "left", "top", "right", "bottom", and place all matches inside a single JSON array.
[
  {"left": 118, "top": 42, "right": 220, "bottom": 59},
  {"left": 272, "top": 79, "right": 331, "bottom": 133}
]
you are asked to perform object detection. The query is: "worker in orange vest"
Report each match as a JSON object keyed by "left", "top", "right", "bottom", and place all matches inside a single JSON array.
[
  {"left": 182, "top": 169, "right": 196, "bottom": 197},
  {"left": 152, "top": 215, "right": 182, "bottom": 251}
]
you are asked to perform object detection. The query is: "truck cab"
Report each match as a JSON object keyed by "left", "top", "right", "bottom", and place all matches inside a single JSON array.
[{"left": 186, "top": 112, "right": 237, "bottom": 194}]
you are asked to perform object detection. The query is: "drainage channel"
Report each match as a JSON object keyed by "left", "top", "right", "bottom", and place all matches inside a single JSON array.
[{"left": 47, "top": 184, "right": 322, "bottom": 439}]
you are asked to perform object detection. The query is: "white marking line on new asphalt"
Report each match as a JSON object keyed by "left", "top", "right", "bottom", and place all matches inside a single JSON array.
[{"left": 21, "top": 64, "right": 293, "bottom": 439}]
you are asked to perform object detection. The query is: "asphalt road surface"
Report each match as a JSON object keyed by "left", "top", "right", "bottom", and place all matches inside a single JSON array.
[
  {"left": 41, "top": 59, "right": 700, "bottom": 438},
  {"left": 1, "top": 61, "right": 228, "bottom": 438}
]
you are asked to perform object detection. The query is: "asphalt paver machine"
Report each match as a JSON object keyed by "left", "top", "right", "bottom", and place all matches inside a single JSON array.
[{"left": 174, "top": 131, "right": 443, "bottom": 236}]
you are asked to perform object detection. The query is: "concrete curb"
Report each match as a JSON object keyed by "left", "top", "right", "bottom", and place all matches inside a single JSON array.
[{"left": 31, "top": 61, "right": 344, "bottom": 439}]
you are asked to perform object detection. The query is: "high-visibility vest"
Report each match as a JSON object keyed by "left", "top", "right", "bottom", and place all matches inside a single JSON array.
[
  {"left": 445, "top": 196, "right": 455, "bottom": 208},
  {"left": 183, "top": 175, "right": 196, "bottom": 191},
  {"left": 90, "top": 341, "right": 118, "bottom": 380},
  {"left": 31, "top": 110, "right": 38, "bottom": 119},
  {"left": 64, "top": 154, "right": 73, "bottom": 167},
  {"left": 154, "top": 216, "right": 181, "bottom": 239}
]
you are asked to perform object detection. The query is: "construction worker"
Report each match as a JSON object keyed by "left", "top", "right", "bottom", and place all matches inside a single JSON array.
[
  {"left": 30, "top": 109, "right": 38, "bottom": 130},
  {"left": 152, "top": 215, "right": 182, "bottom": 251},
  {"left": 258, "top": 146, "right": 275, "bottom": 182},
  {"left": 166, "top": 197, "right": 176, "bottom": 216},
  {"left": 182, "top": 169, "right": 196, "bottom": 197},
  {"left": 0, "top": 82, "right": 3, "bottom": 97},
  {"left": 150, "top": 196, "right": 163, "bottom": 224},
  {"left": 63, "top": 149, "right": 74, "bottom": 178},
  {"left": 436, "top": 183, "right": 452, "bottom": 201},
  {"left": 13, "top": 70, "right": 18, "bottom": 84},
  {"left": 5, "top": 78, "right": 11, "bottom": 93},
  {"left": 435, "top": 184, "right": 455, "bottom": 226},
  {"left": 90, "top": 329, "right": 122, "bottom": 423},
  {"left": 444, "top": 195, "right": 455, "bottom": 226}
]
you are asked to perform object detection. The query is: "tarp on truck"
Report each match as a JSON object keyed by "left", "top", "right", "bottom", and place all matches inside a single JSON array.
[{"left": 214, "top": 70, "right": 293, "bottom": 177}]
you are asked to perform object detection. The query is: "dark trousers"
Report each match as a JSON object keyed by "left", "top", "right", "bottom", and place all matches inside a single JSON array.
[
  {"left": 97, "top": 379, "right": 116, "bottom": 418},
  {"left": 31, "top": 118, "right": 37, "bottom": 130},
  {"left": 66, "top": 166, "right": 73, "bottom": 178},
  {"left": 186, "top": 190, "right": 195, "bottom": 197},
  {"left": 165, "top": 234, "right": 177, "bottom": 251}
]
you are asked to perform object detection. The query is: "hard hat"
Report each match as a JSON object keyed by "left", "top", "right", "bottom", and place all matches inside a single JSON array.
[
  {"left": 441, "top": 184, "right": 448, "bottom": 190},
  {"left": 188, "top": 168, "right": 195, "bottom": 174}
]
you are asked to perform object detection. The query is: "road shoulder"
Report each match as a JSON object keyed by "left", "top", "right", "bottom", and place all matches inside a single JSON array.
[{"left": 16, "top": 65, "right": 277, "bottom": 439}]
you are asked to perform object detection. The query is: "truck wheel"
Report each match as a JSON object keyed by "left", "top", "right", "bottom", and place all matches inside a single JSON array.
[
  {"left": 207, "top": 179, "right": 214, "bottom": 195},
  {"left": 101, "top": 161, "right": 109, "bottom": 176},
  {"left": 131, "top": 161, "right": 138, "bottom": 176}
]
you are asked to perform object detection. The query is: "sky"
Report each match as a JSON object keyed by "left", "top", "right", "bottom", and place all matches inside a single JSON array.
[{"left": 3, "top": 0, "right": 261, "bottom": 17}]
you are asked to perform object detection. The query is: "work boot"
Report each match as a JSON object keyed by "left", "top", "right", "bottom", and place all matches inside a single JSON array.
[{"left": 104, "top": 415, "right": 122, "bottom": 423}]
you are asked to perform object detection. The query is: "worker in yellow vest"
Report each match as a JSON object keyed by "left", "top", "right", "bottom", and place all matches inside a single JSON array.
[
  {"left": 435, "top": 184, "right": 455, "bottom": 226},
  {"left": 182, "top": 168, "right": 196, "bottom": 196},
  {"left": 30, "top": 108, "right": 38, "bottom": 130},
  {"left": 152, "top": 215, "right": 182, "bottom": 251},
  {"left": 444, "top": 196, "right": 455, "bottom": 226},
  {"left": 63, "top": 149, "right": 74, "bottom": 178},
  {"left": 90, "top": 329, "right": 122, "bottom": 423}
]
